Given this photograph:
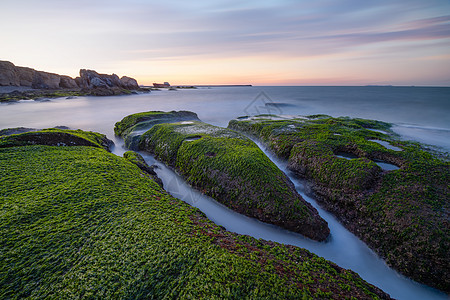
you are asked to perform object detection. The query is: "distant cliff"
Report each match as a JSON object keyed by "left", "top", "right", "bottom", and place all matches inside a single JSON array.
[{"left": 0, "top": 60, "right": 139, "bottom": 91}]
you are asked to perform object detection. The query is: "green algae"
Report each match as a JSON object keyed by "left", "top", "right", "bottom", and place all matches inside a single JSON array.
[
  {"left": 0, "top": 140, "right": 390, "bottom": 299},
  {"left": 114, "top": 110, "right": 198, "bottom": 137},
  {"left": 116, "top": 112, "right": 330, "bottom": 241},
  {"left": 0, "top": 128, "right": 112, "bottom": 151},
  {"left": 229, "top": 115, "right": 450, "bottom": 292}
]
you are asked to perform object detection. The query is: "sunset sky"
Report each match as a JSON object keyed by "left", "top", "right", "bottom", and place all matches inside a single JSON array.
[{"left": 1, "top": 0, "right": 449, "bottom": 86}]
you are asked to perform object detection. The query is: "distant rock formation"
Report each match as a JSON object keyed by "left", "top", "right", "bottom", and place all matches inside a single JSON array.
[
  {"left": 75, "top": 69, "right": 139, "bottom": 90},
  {"left": 0, "top": 60, "right": 139, "bottom": 91}
]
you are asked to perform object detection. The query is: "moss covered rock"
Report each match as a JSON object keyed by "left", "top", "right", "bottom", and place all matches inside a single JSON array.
[
  {"left": 123, "top": 150, "right": 163, "bottom": 187},
  {"left": 0, "top": 132, "right": 391, "bottom": 299},
  {"left": 229, "top": 115, "right": 450, "bottom": 292},
  {"left": 115, "top": 110, "right": 199, "bottom": 149},
  {"left": 115, "top": 111, "right": 330, "bottom": 241},
  {"left": 0, "top": 128, "right": 113, "bottom": 151}
]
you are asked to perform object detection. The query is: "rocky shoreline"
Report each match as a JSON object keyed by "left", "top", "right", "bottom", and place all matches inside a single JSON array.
[
  {"left": 228, "top": 114, "right": 450, "bottom": 293},
  {"left": 0, "top": 60, "right": 149, "bottom": 102},
  {"left": 115, "top": 111, "right": 330, "bottom": 241},
  {"left": 0, "top": 127, "right": 392, "bottom": 299}
]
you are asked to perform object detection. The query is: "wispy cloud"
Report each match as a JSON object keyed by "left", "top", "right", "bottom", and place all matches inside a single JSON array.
[{"left": 1, "top": 0, "right": 449, "bottom": 84}]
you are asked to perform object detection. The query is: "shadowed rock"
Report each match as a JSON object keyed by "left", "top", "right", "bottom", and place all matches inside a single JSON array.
[{"left": 0, "top": 128, "right": 113, "bottom": 151}]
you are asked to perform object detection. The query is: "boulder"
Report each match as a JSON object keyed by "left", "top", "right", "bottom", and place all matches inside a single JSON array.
[
  {"left": 78, "top": 69, "right": 123, "bottom": 89},
  {"left": 115, "top": 111, "right": 331, "bottom": 241},
  {"left": 31, "top": 71, "right": 61, "bottom": 89},
  {"left": 1, "top": 60, "right": 140, "bottom": 92},
  {"left": 16, "top": 67, "right": 35, "bottom": 87},
  {"left": 59, "top": 75, "right": 78, "bottom": 89},
  {"left": 0, "top": 128, "right": 114, "bottom": 151},
  {"left": 120, "top": 76, "right": 139, "bottom": 89},
  {"left": 0, "top": 61, "right": 19, "bottom": 86},
  {"left": 90, "top": 76, "right": 109, "bottom": 88},
  {"left": 78, "top": 69, "right": 139, "bottom": 90}
]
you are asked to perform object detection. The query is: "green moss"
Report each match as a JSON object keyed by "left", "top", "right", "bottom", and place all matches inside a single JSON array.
[
  {"left": 123, "top": 150, "right": 148, "bottom": 166},
  {"left": 117, "top": 113, "right": 330, "bottom": 241},
  {"left": 0, "top": 128, "right": 112, "bottom": 151},
  {"left": 0, "top": 142, "right": 390, "bottom": 299},
  {"left": 229, "top": 114, "right": 450, "bottom": 292},
  {"left": 114, "top": 111, "right": 198, "bottom": 137}
]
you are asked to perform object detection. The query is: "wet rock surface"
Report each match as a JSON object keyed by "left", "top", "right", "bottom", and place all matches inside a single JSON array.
[
  {"left": 123, "top": 151, "right": 164, "bottom": 187},
  {"left": 229, "top": 114, "right": 450, "bottom": 292},
  {"left": 0, "top": 136, "right": 392, "bottom": 299},
  {"left": 115, "top": 111, "right": 330, "bottom": 241},
  {"left": 0, "top": 128, "right": 114, "bottom": 151}
]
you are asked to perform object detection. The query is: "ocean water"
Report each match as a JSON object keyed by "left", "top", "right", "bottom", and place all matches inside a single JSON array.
[{"left": 0, "top": 86, "right": 448, "bottom": 299}]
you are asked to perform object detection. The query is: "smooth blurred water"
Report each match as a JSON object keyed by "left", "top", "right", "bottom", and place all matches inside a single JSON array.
[
  {"left": 1, "top": 86, "right": 449, "bottom": 150},
  {"left": 0, "top": 86, "right": 448, "bottom": 299}
]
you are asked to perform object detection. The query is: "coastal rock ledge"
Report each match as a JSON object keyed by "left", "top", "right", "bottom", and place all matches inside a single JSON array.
[{"left": 0, "top": 60, "right": 139, "bottom": 92}]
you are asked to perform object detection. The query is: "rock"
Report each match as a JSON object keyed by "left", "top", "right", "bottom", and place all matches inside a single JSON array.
[
  {"left": 114, "top": 110, "right": 200, "bottom": 149},
  {"left": 59, "top": 75, "right": 78, "bottom": 89},
  {"left": 77, "top": 69, "right": 140, "bottom": 93},
  {"left": 78, "top": 69, "right": 123, "bottom": 89},
  {"left": 1, "top": 60, "right": 140, "bottom": 93},
  {"left": 31, "top": 71, "right": 61, "bottom": 89},
  {"left": 123, "top": 151, "right": 164, "bottom": 187},
  {"left": 0, "top": 61, "right": 19, "bottom": 86},
  {"left": 90, "top": 76, "right": 109, "bottom": 88},
  {"left": 1, "top": 61, "right": 63, "bottom": 89},
  {"left": 0, "top": 128, "right": 114, "bottom": 151},
  {"left": 115, "top": 111, "right": 331, "bottom": 241},
  {"left": 228, "top": 114, "right": 450, "bottom": 293},
  {"left": 0, "top": 127, "right": 37, "bottom": 136},
  {"left": 120, "top": 76, "right": 139, "bottom": 89},
  {"left": 16, "top": 67, "right": 35, "bottom": 86}
]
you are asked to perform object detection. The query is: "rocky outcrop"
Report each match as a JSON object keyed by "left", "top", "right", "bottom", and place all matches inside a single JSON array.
[
  {"left": 0, "top": 61, "right": 19, "bottom": 86},
  {"left": 120, "top": 76, "right": 139, "bottom": 89},
  {"left": 229, "top": 115, "right": 450, "bottom": 293},
  {"left": 75, "top": 69, "right": 139, "bottom": 90},
  {"left": 0, "top": 128, "right": 114, "bottom": 151},
  {"left": 123, "top": 151, "right": 163, "bottom": 187},
  {"left": 115, "top": 111, "right": 331, "bottom": 241},
  {"left": 31, "top": 71, "right": 62, "bottom": 89},
  {"left": 16, "top": 67, "right": 35, "bottom": 86},
  {"left": 0, "top": 61, "right": 64, "bottom": 89},
  {"left": 59, "top": 75, "right": 78, "bottom": 89},
  {"left": 0, "top": 60, "right": 140, "bottom": 92}
]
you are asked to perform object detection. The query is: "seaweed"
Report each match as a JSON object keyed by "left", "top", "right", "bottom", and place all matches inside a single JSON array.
[
  {"left": 229, "top": 115, "right": 450, "bottom": 292},
  {"left": 0, "top": 128, "right": 113, "bottom": 151},
  {"left": 116, "top": 112, "right": 330, "bottom": 241},
  {"left": 0, "top": 136, "right": 391, "bottom": 299}
]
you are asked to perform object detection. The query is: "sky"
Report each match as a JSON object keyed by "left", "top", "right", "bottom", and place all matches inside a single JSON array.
[{"left": 1, "top": 0, "right": 450, "bottom": 86}]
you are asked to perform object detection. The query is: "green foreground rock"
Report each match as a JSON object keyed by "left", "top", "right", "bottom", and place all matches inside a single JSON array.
[
  {"left": 0, "top": 129, "right": 391, "bottom": 299},
  {"left": 115, "top": 111, "right": 330, "bottom": 241},
  {"left": 228, "top": 114, "right": 450, "bottom": 292}
]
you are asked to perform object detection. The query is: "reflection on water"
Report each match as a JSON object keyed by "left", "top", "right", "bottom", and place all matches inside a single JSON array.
[
  {"left": 374, "top": 160, "right": 400, "bottom": 171},
  {"left": 368, "top": 139, "right": 403, "bottom": 151}
]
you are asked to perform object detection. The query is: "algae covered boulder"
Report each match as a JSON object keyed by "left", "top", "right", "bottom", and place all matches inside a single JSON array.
[
  {"left": 0, "top": 134, "right": 391, "bottom": 299},
  {"left": 0, "top": 127, "right": 113, "bottom": 151},
  {"left": 114, "top": 110, "right": 199, "bottom": 149},
  {"left": 123, "top": 150, "right": 163, "bottom": 187},
  {"left": 115, "top": 111, "right": 330, "bottom": 241},
  {"left": 229, "top": 114, "right": 450, "bottom": 292}
]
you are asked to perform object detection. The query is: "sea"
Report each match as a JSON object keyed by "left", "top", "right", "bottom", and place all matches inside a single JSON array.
[{"left": 1, "top": 86, "right": 449, "bottom": 299}]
